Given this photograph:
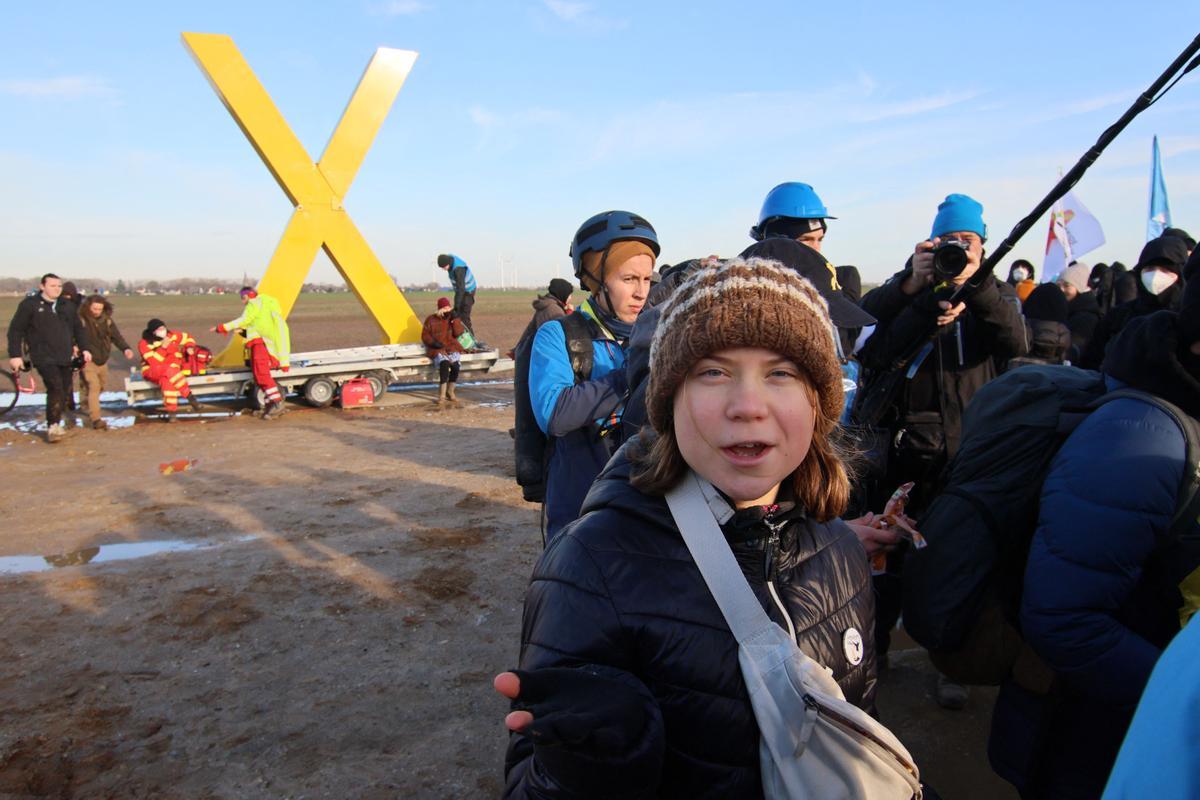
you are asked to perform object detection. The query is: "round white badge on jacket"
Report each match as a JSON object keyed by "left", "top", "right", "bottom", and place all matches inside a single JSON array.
[{"left": 843, "top": 627, "right": 864, "bottom": 666}]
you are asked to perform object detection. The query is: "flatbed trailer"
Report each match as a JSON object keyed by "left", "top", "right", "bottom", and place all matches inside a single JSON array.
[{"left": 125, "top": 344, "right": 511, "bottom": 407}]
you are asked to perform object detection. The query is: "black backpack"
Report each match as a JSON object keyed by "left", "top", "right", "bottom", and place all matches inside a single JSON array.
[
  {"left": 513, "top": 313, "right": 598, "bottom": 503},
  {"left": 902, "top": 364, "right": 1200, "bottom": 687}
]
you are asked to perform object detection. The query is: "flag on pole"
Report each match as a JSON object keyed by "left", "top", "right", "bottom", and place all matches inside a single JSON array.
[
  {"left": 1044, "top": 190, "right": 1106, "bottom": 281},
  {"left": 1148, "top": 135, "right": 1171, "bottom": 241}
]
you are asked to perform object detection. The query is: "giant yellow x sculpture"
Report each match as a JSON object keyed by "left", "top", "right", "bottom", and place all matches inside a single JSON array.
[{"left": 182, "top": 32, "right": 423, "bottom": 365}]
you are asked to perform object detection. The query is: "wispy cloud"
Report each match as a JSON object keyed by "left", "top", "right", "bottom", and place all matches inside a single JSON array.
[
  {"left": 852, "top": 90, "right": 981, "bottom": 123},
  {"left": 369, "top": 0, "right": 428, "bottom": 16},
  {"left": 0, "top": 76, "right": 115, "bottom": 99},
  {"left": 540, "top": 0, "right": 627, "bottom": 32},
  {"left": 467, "top": 104, "right": 566, "bottom": 151},
  {"left": 544, "top": 0, "right": 588, "bottom": 21}
]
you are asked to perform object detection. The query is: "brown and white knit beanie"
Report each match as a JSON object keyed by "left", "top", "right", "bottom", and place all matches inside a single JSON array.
[{"left": 645, "top": 257, "right": 843, "bottom": 434}]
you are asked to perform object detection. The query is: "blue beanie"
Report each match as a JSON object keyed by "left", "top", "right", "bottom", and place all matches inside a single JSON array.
[{"left": 930, "top": 194, "right": 987, "bottom": 241}]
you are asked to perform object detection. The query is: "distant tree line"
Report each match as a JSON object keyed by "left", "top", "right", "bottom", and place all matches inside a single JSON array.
[{"left": 0, "top": 276, "right": 349, "bottom": 295}]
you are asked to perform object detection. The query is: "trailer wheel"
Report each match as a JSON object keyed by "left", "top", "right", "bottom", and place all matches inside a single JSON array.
[
  {"left": 364, "top": 370, "right": 391, "bottom": 400},
  {"left": 242, "top": 381, "right": 266, "bottom": 410},
  {"left": 303, "top": 377, "right": 336, "bottom": 408}
]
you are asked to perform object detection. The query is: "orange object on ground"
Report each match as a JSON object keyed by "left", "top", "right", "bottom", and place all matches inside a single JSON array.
[{"left": 159, "top": 459, "right": 198, "bottom": 475}]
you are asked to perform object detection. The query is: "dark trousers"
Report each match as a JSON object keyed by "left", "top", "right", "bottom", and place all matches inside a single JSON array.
[
  {"left": 36, "top": 363, "right": 73, "bottom": 425},
  {"left": 456, "top": 292, "right": 475, "bottom": 335}
]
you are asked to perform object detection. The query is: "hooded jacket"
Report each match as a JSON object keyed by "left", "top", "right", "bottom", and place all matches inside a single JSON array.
[
  {"left": 504, "top": 442, "right": 877, "bottom": 799},
  {"left": 1078, "top": 268, "right": 1183, "bottom": 369},
  {"left": 990, "top": 310, "right": 1200, "bottom": 798},
  {"left": 420, "top": 312, "right": 465, "bottom": 359},
  {"left": 515, "top": 294, "right": 569, "bottom": 352},
  {"left": 77, "top": 299, "right": 132, "bottom": 367},
  {"left": 6, "top": 293, "right": 86, "bottom": 367},
  {"left": 1063, "top": 290, "right": 1101, "bottom": 364}
]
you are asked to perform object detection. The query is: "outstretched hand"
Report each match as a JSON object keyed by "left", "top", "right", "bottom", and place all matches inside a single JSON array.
[{"left": 492, "top": 666, "right": 650, "bottom": 751}]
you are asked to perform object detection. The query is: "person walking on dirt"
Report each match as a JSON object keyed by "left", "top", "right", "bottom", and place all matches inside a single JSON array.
[
  {"left": 6, "top": 273, "right": 90, "bottom": 443},
  {"left": 436, "top": 254, "right": 478, "bottom": 337},
  {"left": 77, "top": 295, "right": 134, "bottom": 430},
  {"left": 421, "top": 297, "right": 467, "bottom": 410},
  {"left": 138, "top": 319, "right": 202, "bottom": 421},
  {"left": 212, "top": 288, "right": 291, "bottom": 420}
]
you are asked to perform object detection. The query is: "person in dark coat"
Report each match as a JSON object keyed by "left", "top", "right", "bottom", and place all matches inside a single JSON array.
[
  {"left": 1110, "top": 261, "right": 1136, "bottom": 306},
  {"left": 77, "top": 294, "right": 134, "bottom": 429},
  {"left": 858, "top": 194, "right": 1028, "bottom": 508},
  {"left": 989, "top": 283, "right": 1200, "bottom": 799},
  {"left": 1088, "top": 263, "right": 1118, "bottom": 317},
  {"left": 6, "top": 273, "right": 89, "bottom": 442},
  {"left": 1007, "top": 282, "right": 1071, "bottom": 369},
  {"left": 514, "top": 278, "right": 573, "bottom": 354},
  {"left": 1054, "top": 262, "right": 1102, "bottom": 363},
  {"left": 495, "top": 258, "right": 880, "bottom": 799},
  {"left": 1079, "top": 236, "right": 1188, "bottom": 369},
  {"left": 857, "top": 194, "right": 1027, "bottom": 706}
]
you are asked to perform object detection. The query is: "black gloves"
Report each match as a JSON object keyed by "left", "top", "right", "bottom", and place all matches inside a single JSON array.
[
  {"left": 510, "top": 665, "right": 663, "bottom": 797},
  {"left": 430, "top": 340, "right": 444, "bottom": 349}
]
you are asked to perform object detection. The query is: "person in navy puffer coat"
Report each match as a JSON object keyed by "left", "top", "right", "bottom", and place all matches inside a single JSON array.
[
  {"left": 990, "top": 256, "right": 1200, "bottom": 799},
  {"left": 495, "top": 259, "right": 881, "bottom": 799}
]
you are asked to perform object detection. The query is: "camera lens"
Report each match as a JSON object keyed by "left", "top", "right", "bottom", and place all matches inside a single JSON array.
[{"left": 933, "top": 242, "right": 969, "bottom": 280}]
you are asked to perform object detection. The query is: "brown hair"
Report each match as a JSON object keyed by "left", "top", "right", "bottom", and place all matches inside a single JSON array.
[{"left": 631, "top": 374, "right": 853, "bottom": 522}]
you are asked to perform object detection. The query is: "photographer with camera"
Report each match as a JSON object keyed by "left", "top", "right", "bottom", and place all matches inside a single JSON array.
[{"left": 857, "top": 194, "right": 1026, "bottom": 704}]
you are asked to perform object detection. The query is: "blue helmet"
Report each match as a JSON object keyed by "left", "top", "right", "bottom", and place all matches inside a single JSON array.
[
  {"left": 569, "top": 210, "right": 660, "bottom": 283},
  {"left": 750, "top": 182, "right": 836, "bottom": 241}
]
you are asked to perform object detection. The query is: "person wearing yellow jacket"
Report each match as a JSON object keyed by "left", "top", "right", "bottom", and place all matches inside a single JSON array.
[{"left": 211, "top": 287, "right": 291, "bottom": 419}]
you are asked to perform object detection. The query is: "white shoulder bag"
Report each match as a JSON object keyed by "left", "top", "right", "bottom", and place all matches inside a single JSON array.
[{"left": 665, "top": 470, "right": 921, "bottom": 800}]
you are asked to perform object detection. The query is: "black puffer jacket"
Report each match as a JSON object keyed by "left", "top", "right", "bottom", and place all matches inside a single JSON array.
[
  {"left": 1064, "top": 290, "right": 1101, "bottom": 363},
  {"left": 6, "top": 293, "right": 85, "bottom": 367},
  {"left": 504, "top": 442, "right": 876, "bottom": 799}
]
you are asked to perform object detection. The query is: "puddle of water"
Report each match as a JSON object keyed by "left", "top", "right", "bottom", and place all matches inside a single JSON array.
[{"left": 0, "top": 535, "right": 256, "bottom": 576}]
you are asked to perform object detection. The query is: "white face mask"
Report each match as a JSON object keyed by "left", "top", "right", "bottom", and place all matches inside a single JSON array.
[
  {"left": 1141, "top": 269, "right": 1178, "bottom": 296},
  {"left": 1011, "top": 267, "right": 1030, "bottom": 282}
]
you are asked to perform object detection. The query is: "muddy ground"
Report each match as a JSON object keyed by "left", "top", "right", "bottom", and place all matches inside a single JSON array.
[{"left": 0, "top": 384, "right": 1016, "bottom": 799}]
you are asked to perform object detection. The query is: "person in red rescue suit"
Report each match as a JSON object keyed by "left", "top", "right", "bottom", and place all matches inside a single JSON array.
[
  {"left": 138, "top": 318, "right": 202, "bottom": 419},
  {"left": 421, "top": 297, "right": 467, "bottom": 409},
  {"left": 211, "top": 287, "right": 292, "bottom": 420}
]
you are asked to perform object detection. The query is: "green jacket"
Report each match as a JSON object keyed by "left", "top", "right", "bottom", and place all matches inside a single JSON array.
[{"left": 221, "top": 294, "right": 291, "bottom": 367}]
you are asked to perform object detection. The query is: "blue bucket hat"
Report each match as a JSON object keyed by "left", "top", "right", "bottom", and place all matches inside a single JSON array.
[{"left": 930, "top": 194, "right": 987, "bottom": 241}]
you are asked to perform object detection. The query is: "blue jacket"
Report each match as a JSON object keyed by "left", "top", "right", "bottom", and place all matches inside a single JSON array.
[
  {"left": 1102, "top": 614, "right": 1200, "bottom": 799},
  {"left": 990, "top": 310, "right": 1200, "bottom": 799},
  {"left": 529, "top": 302, "right": 628, "bottom": 541}
]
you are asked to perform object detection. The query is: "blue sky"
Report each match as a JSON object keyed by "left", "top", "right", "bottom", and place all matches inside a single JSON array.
[{"left": 2, "top": 1, "right": 1197, "bottom": 288}]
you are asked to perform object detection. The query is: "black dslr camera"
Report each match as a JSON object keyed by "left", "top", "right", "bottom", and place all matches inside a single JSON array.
[{"left": 932, "top": 240, "right": 970, "bottom": 282}]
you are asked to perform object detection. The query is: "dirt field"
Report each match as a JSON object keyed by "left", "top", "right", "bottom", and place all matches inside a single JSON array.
[
  {"left": 0, "top": 293, "right": 1017, "bottom": 799},
  {"left": 0, "top": 290, "right": 540, "bottom": 393}
]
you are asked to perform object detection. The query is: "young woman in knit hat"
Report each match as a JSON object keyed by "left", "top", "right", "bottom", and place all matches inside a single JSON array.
[
  {"left": 527, "top": 210, "right": 658, "bottom": 543},
  {"left": 497, "top": 258, "right": 882, "bottom": 798}
]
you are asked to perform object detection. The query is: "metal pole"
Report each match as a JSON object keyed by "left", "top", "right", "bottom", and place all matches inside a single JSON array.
[{"left": 982, "top": 32, "right": 1200, "bottom": 274}]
